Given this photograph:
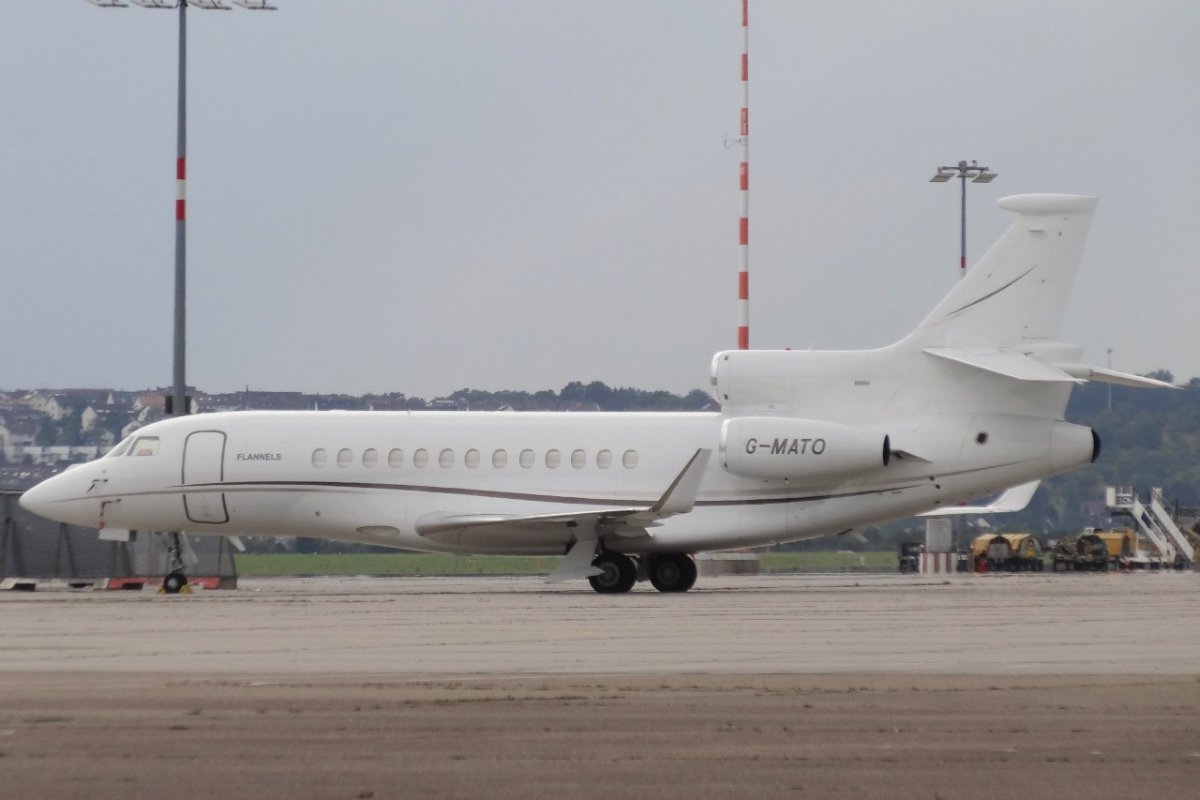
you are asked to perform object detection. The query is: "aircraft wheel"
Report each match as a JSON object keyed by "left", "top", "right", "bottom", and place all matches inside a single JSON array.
[
  {"left": 588, "top": 553, "right": 637, "bottom": 594},
  {"left": 648, "top": 554, "right": 698, "bottom": 593},
  {"left": 162, "top": 571, "right": 188, "bottom": 595}
]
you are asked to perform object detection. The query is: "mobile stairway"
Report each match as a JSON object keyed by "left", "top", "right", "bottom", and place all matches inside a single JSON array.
[{"left": 1105, "top": 486, "right": 1195, "bottom": 569}]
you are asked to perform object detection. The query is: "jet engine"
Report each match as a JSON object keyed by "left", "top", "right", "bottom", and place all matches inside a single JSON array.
[{"left": 721, "top": 417, "right": 890, "bottom": 482}]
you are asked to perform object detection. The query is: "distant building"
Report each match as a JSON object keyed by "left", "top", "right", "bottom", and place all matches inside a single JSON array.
[
  {"left": 21, "top": 392, "right": 66, "bottom": 421},
  {"left": 426, "top": 398, "right": 468, "bottom": 411}
]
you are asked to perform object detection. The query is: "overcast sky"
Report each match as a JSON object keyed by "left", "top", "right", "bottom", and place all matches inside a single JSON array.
[{"left": 2, "top": 1, "right": 1198, "bottom": 398}]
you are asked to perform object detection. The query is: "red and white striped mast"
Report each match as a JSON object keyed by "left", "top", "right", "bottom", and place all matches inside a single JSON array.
[{"left": 736, "top": 0, "right": 750, "bottom": 350}]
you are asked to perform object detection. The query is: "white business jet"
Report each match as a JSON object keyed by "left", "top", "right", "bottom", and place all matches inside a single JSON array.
[{"left": 20, "top": 194, "right": 1172, "bottom": 593}]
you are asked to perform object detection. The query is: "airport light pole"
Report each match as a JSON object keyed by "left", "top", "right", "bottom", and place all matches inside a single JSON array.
[
  {"left": 1107, "top": 348, "right": 1114, "bottom": 411},
  {"left": 87, "top": 1, "right": 277, "bottom": 418},
  {"left": 928, "top": 158, "right": 996, "bottom": 561},
  {"left": 930, "top": 160, "right": 997, "bottom": 280}
]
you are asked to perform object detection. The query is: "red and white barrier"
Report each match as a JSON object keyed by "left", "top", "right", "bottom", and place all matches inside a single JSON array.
[{"left": 919, "top": 551, "right": 956, "bottom": 574}]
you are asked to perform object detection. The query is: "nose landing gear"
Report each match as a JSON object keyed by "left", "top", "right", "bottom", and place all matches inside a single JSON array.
[
  {"left": 162, "top": 571, "right": 189, "bottom": 594},
  {"left": 160, "top": 532, "right": 191, "bottom": 595}
]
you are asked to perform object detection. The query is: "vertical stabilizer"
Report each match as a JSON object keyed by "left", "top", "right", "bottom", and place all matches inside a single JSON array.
[{"left": 907, "top": 194, "right": 1098, "bottom": 348}]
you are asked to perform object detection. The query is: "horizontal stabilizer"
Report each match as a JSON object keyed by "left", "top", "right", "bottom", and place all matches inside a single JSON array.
[
  {"left": 920, "top": 480, "right": 1041, "bottom": 517},
  {"left": 924, "top": 347, "right": 1081, "bottom": 383},
  {"left": 1053, "top": 364, "right": 1179, "bottom": 390}
]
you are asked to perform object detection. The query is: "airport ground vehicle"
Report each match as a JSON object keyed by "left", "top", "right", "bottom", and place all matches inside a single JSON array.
[
  {"left": 898, "top": 542, "right": 922, "bottom": 573},
  {"left": 970, "top": 533, "right": 1045, "bottom": 572},
  {"left": 1093, "top": 528, "right": 1136, "bottom": 568},
  {"left": 1050, "top": 532, "right": 1111, "bottom": 571}
]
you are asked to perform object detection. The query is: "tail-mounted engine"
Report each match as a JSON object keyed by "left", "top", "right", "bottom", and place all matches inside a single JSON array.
[{"left": 721, "top": 417, "right": 890, "bottom": 483}]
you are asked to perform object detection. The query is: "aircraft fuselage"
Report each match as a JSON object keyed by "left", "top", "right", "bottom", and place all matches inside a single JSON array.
[{"left": 21, "top": 408, "right": 1095, "bottom": 556}]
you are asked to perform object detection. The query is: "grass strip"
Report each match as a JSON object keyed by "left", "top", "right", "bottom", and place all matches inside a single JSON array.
[{"left": 234, "top": 550, "right": 898, "bottom": 577}]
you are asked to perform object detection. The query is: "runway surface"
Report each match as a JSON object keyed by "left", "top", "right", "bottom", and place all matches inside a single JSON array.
[
  {"left": 1, "top": 573, "right": 1197, "bottom": 799},
  {"left": 2, "top": 573, "right": 1198, "bottom": 674}
]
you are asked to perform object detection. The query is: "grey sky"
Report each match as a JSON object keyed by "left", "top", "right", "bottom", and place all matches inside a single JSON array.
[{"left": 2, "top": 1, "right": 1198, "bottom": 398}]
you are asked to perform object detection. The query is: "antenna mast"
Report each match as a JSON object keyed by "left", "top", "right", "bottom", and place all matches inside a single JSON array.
[{"left": 736, "top": 0, "right": 750, "bottom": 349}]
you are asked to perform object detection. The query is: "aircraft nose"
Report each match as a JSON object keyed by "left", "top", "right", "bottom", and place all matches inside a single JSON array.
[
  {"left": 18, "top": 472, "right": 81, "bottom": 524},
  {"left": 19, "top": 479, "right": 56, "bottom": 519}
]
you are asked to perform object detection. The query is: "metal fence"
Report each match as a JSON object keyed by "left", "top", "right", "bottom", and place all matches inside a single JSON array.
[{"left": 1, "top": 492, "right": 237, "bottom": 587}]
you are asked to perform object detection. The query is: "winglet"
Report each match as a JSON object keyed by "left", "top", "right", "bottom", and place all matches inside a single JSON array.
[{"left": 650, "top": 449, "right": 711, "bottom": 516}]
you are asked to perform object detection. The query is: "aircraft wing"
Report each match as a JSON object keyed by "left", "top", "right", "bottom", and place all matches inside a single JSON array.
[
  {"left": 412, "top": 449, "right": 712, "bottom": 553},
  {"left": 415, "top": 506, "right": 657, "bottom": 543},
  {"left": 919, "top": 480, "right": 1041, "bottom": 517}
]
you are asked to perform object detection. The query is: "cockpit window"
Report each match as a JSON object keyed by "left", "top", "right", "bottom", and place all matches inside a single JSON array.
[
  {"left": 130, "top": 436, "right": 161, "bottom": 457},
  {"left": 107, "top": 437, "right": 134, "bottom": 458}
]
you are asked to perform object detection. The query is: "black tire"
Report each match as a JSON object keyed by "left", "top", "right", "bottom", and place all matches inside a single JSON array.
[
  {"left": 588, "top": 553, "right": 637, "bottom": 594},
  {"left": 648, "top": 554, "right": 698, "bottom": 593},
  {"left": 162, "top": 572, "right": 188, "bottom": 595}
]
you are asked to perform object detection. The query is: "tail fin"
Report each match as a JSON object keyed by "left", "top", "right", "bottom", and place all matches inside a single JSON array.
[{"left": 906, "top": 194, "right": 1098, "bottom": 349}]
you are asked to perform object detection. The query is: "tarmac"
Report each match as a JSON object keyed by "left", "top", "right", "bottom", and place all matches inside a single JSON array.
[{"left": 1, "top": 573, "right": 1198, "bottom": 798}]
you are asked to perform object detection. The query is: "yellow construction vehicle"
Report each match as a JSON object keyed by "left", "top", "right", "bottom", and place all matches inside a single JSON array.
[
  {"left": 1092, "top": 528, "right": 1136, "bottom": 568},
  {"left": 1051, "top": 530, "right": 1110, "bottom": 571},
  {"left": 970, "top": 533, "right": 1045, "bottom": 572}
]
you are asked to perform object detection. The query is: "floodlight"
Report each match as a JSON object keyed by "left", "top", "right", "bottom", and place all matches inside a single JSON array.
[
  {"left": 84, "top": 0, "right": 278, "bottom": 421},
  {"left": 930, "top": 159, "right": 999, "bottom": 278}
]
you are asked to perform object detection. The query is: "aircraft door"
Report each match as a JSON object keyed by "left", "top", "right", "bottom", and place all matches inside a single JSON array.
[{"left": 182, "top": 430, "right": 230, "bottom": 524}]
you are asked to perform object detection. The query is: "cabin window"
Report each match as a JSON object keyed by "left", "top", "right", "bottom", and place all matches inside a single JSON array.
[
  {"left": 439, "top": 448, "right": 455, "bottom": 468},
  {"left": 545, "top": 449, "right": 562, "bottom": 469},
  {"left": 107, "top": 437, "right": 133, "bottom": 458},
  {"left": 312, "top": 448, "right": 328, "bottom": 468},
  {"left": 363, "top": 448, "right": 379, "bottom": 468},
  {"left": 130, "top": 436, "right": 160, "bottom": 457},
  {"left": 388, "top": 448, "right": 404, "bottom": 468},
  {"left": 492, "top": 449, "right": 508, "bottom": 468},
  {"left": 337, "top": 448, "right": 352, "bottom": 467},
  {"left": 596, "top": 449, "right": 613, "bottom": 469},
  {"left": 519, "top": 449, "right": 535, "bottom": 469},
  {"left": 571, "top": 449, "right": 586, "bottom": 469},
  {"left": 465, "top": 449, "right": 480, "bottom": 469},
  {"left": 414, "top": 448, "right": 429, "bottom": 468},
  {"left": 622, "top": 449, "right": 639, "bottom": 469}
]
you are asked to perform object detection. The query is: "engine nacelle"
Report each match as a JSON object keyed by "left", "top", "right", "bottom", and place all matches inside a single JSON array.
[{"left": 721, "top": 417, "right": 891, "bottom": 483}]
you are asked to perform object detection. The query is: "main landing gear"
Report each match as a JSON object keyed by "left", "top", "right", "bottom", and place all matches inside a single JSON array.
[{"left": 587, "top": 552, "right": 698, "bottom": 595}]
